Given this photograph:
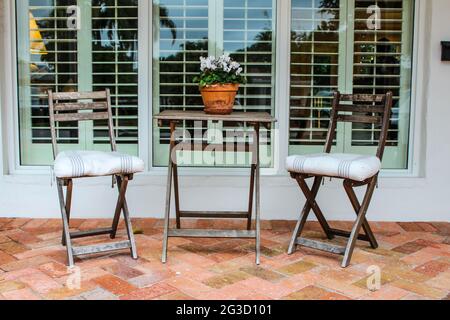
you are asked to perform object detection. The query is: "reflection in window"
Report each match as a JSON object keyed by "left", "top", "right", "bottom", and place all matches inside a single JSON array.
[
  {"left": 152, "top": 0, "right": 276, "bottom": 167},
  {"left": 92, "top": 0, "right": 139, "bottom": 147},
  {"left": 289, "top": 0, "right": 340, "bottom": 146}
]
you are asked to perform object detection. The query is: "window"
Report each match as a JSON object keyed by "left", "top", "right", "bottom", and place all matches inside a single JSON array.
[
  {"left": 16, "top": 0, "right": 139, "bottom": 165},
  {"left": 289, "top": 0, "right": 414, "bottom": 169},
  {"left": 152, "top": 0, "right": 276, "bottom": 167},
  {"left": 14, "top": 0, "right": 416, "bottom": 172}
]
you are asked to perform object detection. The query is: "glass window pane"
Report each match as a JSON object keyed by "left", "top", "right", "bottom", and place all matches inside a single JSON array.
[
  {"left": 289, "top": 0, "right": 340, "bottom": 148},
  {"left": 17, "top": 0, "right": 139, "bottom": 165}
]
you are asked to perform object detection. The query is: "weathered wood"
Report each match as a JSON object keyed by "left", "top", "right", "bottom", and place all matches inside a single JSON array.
[
  {"left": 53, "top": 111, "right": 110, "bottom": 122},
  {"left": 296, "top": 238, "right": 346, "bottom": 255},
  {"left": 53, "top": 102, "right": 108, "bottom": 111},
  {"left": 288, "top": 91, "right": 393, "bottom": 268},
  {"left": 110, "top": 175, "right": 129, "bottom": 238},
  {"left": 175, "top": 142, "right": 252, "bottom": 153},
  {"left": 343, "top": 179, "right": 378, "bottom": 249},
  {"left": 61, "top": 179, "right": 73, "bottom": 246},
  {"left": 329, "top": 228, "right": 371, "bottom": 242},
  {"left": 72, "top": 241, "right": 131, "bottom": 256},
  {"left": 70, "top": 228, "right": 113, "bottom": 239},
  {"left": 180, "top": 211, "right": 249, "bottom": 219},
  {"left": 342, "top": 178, "right": 378, "bottom": 268},
  {"left": 161, "top": 116, "right": 268, "bottom": 265},
  {"left": 48, "top": 90, "right": 138, "bottom": 266},
  {"left": 336, "top": 114, "right": 382, "bottom": 124},
  {"left": 247, "top": 164, "right": 256, "bottom": 230},
  {"left": 376, "top": 91, "right": 393, "bottom": 160},
  {"left": 52, "top": 91, "right": 107, "bottom": 101},
  {"left": 295, "top": 176, "right": 334, "bottom": 240},
  {"left": 57, "top": 179, "right": 74, "bottom": 267},
  {"left": 340, "top": 94, "right": 385, "bottom": 103},
  {"left": 162, "top": 121, "right": 177, "bottom": 264},
  {"left": 154, "top": 110, "right": 276, "bottom": 125},
  {"left": 287, "top": 177, "right": 322, "bottom": 255},
  {"left": 173, "top": 164, "right": 181, "bottom": 229},
  {"left": 254, "top": 123, "right": 261, "bottom": 265},
  {"left": 168, "top": 229, "right": 256, "bottom": 238},
  {"left": 112, "top": 175, "right": 138, "bottom": 259},
  {"left": 336, "top": 104, "right": 386, "bottom": 113}
]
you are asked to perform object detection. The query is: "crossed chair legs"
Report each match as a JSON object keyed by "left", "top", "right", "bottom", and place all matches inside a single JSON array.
[
  {"left": 57, "top": 172, "right": 377, "bottom": 268},
  {"left": 57, "top": 175, "right": 138, "bottom": 267},
  {"left": 287, "top": 174, "right": 378, "bottom": 268}
]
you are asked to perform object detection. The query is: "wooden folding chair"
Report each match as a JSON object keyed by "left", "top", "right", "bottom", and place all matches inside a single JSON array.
[
  {"left": 286, "top": 91, "right": 393, "bottom": 267},
  {"left": 48, "top": 90, "right": 143, "bottom": 267}
]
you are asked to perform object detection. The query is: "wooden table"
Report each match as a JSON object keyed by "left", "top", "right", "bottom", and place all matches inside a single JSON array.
[{"left": 154, "top": 110, "right": 276, "bottom": 265}]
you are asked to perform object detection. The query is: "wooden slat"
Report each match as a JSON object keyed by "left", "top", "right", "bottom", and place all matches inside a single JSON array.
[
  {"left": 154, "top": 110, "right": 276, "bottom": 124},
  {"left": 329, "top": 228, "right": 371, "bottom": 242},
  {"left": 336, "top": 104, "right": 386, "bottom": 113},
  {"left": 54, "top": 112, "right": 110, "bottom": 122},
  {"left": 54, "top": 102, "right": 108, "bottom": 112},
  {"left": 180, "top": 211, "right": 249, "bottom": 219},
  {"left": 70, "top": 228, "right": 113, "bottom": 239},
  {"left": 72, "top": 241, "right": 131, "bottom": 256},
  {"left": 168, "top": 229, "right": 256, "bottom": 238},
  {"left": 340, "top": 94, "right": 385, "bottom": 103},
  {"left": 175, "top": 142, "right": 252, "bottom": 153},
  {"left": 52, "top": 91, "right": 107, "bottom": 101},
  {"left": 296, "top": 238, "right": 346, "bottom": 255},
  {"left": 336, "top": 114, "right": 382, "bottom": 124}
]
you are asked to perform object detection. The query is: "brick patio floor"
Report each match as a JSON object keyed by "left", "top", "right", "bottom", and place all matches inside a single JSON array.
[{"left": 0, "top": 218, "right": 448, "bottom": 300}]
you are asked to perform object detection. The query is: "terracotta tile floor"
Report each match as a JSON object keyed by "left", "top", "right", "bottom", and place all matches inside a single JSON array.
[{"left": 0, "top": 218, "right": 449, "bottom": 300}]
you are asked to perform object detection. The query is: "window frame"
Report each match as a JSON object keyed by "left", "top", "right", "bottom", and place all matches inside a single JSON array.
[{"left": 4, "top": 0, "right": 424, "bottom": 177}]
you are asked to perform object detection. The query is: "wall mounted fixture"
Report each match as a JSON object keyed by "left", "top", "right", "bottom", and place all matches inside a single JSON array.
[{"left": 442, "top": 41, "right": 450, "bottom": 61}]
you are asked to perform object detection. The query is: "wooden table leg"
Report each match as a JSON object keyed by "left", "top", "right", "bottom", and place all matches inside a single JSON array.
[
  {"left": 254, "top": 123, "right": 261, "bottom": 265},
  {"left": 162, "top": 121, "right": 176, "bottom": 263},
  {"left": 247, "top": 164, "right": 256, "bottom": 230}
]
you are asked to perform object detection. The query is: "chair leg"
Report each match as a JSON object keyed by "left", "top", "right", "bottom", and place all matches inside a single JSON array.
[
  {"left": 57, "top": 179, "right": 74, "bottom": 267},
  {"left": 288, "top": 176, "right": 322, "bottom": 254},
  {"left": 341, "top": 178, "right": 377, "bottom": 268},
  {"left": 111, "top": 175, "right": 138, "bottom": 260},
  {"left": 343, "top": 180, "right": 378, "bottom": 249},
  {"left": 110, "top": 175, "right": 128, "bottom": 238},
  {"left": 61, "top": 179, "right": 73, "bottom": 246},
  {"left": 295, "top": 176, "right": 334, "bottom": 240}
]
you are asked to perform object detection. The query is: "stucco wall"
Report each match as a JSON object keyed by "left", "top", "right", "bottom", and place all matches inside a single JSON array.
[{"left": 0, "top": 0, "right": 448, "bottom": 222}]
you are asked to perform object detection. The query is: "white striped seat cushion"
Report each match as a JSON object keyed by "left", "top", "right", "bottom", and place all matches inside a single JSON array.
[
  {"left": 286, "top": 153, "right": 381, "bottom": 182},
  {"left": 54, "top": 151, "right": 145, "bottom": 178}
]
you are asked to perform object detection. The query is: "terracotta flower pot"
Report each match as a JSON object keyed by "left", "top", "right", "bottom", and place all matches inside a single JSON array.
[{"left": 200, "top": 83, "right": 239, "bottom": 115}]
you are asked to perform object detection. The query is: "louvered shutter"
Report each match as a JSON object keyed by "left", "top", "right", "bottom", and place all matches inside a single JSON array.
[
  {"left": 349, "top": 0, "right": 413, "bottom": 168},
  {"left": 221, "top": 0, "right": 276, "bottom": 167},
  {"left": 19, "top": 0, "right": 81, "bottom": 165},
  {"left": 152, "top": 0, "right": 209, "bottom": 166},
  {"left": 289, "top": 0, "right": 342, "bottom": 155},
  {"left": 288, "top": 0, "right": 414, "bottom": 169},
  {"left": 91, "top": 0, "right": 139, "bottom": 155}
]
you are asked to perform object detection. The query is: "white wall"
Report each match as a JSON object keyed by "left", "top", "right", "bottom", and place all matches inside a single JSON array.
[{"left": 0, "top": 0, "right": 449, "bottom": 222}]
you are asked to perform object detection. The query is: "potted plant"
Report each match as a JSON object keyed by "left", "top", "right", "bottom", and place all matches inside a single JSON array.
[{"left": 193, "top": 55, "right": 246, "bottom": 115}]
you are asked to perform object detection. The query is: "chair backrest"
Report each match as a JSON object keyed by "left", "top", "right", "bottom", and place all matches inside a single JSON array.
[
  {"left": 324, "top": 91, "right": 393, "bottom": 161},
  {"left": 48, "top": 89, "right": 116, "bottom": 159}
]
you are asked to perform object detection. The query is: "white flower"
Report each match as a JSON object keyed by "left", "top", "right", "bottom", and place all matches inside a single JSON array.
[
  {"left": 230, "top": 61, "right": 240, "bottom": 70},
  {"left": 198, "top": 55, "right": 243, "bottom": 77}
]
